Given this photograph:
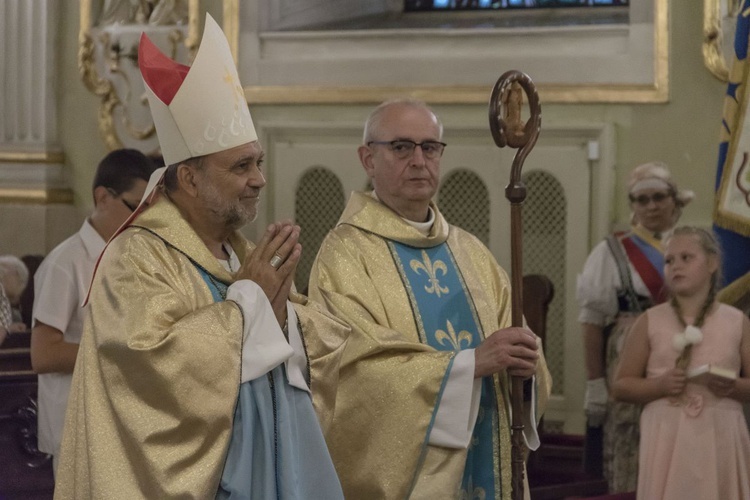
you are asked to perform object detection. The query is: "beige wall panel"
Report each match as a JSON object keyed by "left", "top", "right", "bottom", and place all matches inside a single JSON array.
[
  {"left": 263, "top": 116, "right": 611, "bottom": 433},
  {"left": 0, "top": 205, "right": 81, "bottom": 256}
]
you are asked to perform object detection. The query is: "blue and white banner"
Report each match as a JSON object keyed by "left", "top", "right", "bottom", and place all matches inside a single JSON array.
[{"left": 715, "top": 1, "right": 750, "bottom": 303}]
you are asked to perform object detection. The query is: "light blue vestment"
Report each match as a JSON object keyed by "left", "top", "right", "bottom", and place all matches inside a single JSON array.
[{"left": 195, "top": 267, "right": 344, "bottom": 500}]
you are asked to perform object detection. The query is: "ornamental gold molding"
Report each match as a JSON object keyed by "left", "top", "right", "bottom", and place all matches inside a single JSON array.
[
  {"left": 0, "top": 151, "right": 65, "bottom": 164},
  {"left": 186, "top": 0, "right": 202, "bottom": 58},
  {"left": 78, "top": 0, "right": 202, "bottom": 150},
  {"left": 223, "top": 0, "right": 240, "bottom": 64},
  {"left": 0, "top": 153, "right": 71, "bottom": 207},
  {"left": 0, "top": 188, "right": 74, "bottom": 205},
  {"left": 244, "top": 82, "right": 668, "bottom": 105},
  {"left": 703, "top": 0, "right": 741, "bottom": 82},
  {"left": 719, "top": 270, "right": 750, "bottom": 306},
  {"left": 703, "top": 0, "right": 729, "bottom": 81}
]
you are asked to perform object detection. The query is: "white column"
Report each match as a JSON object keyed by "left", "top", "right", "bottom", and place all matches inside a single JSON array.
[
  {"left": 0, "top": 0, "right": 75, "bottom": 257},
  {"left": 1, "top": 0, "right": 58, "bottom": 147}
]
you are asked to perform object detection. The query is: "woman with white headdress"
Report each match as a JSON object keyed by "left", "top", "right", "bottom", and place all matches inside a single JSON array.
[{"left": 577, "top": 161, "right": 694, "bottom": 493}]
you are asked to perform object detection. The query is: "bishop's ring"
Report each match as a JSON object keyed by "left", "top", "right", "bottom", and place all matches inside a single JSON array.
[{"left": 270, "top": 253, "right": 283, "bottom": 269}]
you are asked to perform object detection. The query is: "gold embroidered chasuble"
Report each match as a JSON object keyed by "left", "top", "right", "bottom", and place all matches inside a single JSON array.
[
  {"left": 309, "top": 192, "right": 551, "bottom": 499},
  {"left": 55, "top": 195, "right": 347, "bottom": 499}
]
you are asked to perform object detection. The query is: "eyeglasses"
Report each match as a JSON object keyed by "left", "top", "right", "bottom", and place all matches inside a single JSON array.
[
  {"left": 367, "top": 140, "right": 447, "bottom": 160},
  {"left": 107, "top": 188, "right": 138, "bottom": 213},
  {"left": 629, "top": 191, "right": 672, "bottom": 206}
]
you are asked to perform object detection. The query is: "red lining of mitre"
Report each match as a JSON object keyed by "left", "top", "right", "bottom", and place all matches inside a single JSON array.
[{"left": 138, "top": 33, "right": 190, "bottom": 106}]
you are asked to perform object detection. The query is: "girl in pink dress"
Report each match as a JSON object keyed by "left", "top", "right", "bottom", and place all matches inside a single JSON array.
[{"left": 613, "top": 227, "right": 750, "bottom": 499}]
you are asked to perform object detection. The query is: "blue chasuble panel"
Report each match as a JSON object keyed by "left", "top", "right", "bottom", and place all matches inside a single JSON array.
[{"left": 388, "top": 241, "right": 501, "bottom": 499}]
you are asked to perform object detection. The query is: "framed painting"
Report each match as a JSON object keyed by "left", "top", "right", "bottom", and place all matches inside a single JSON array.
[{"left": 223, "top": 0, "right": 668, "bottom": 104}]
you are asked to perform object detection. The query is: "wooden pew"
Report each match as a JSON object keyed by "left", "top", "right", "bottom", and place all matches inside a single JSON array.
[
  {"left": 0, "top": 254, "right": 54, "bottom": 499},
  {"left": 0, "top": 329, "right": 54, "bottom": 499}
]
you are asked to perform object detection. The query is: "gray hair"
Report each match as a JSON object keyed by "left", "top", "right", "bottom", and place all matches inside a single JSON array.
[
  {"left": 0, "top": 255, "right": 29, "bottom": 291},
  {"left": 362, "top": 98, "right": 444, "bottom": 144},
  {"left": 163, "top": 156, "right": 205, "bottom": 193}
]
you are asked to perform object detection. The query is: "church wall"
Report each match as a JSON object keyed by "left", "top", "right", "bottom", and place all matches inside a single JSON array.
[
  {"left": 59, "top": 0, "right": 108, "bottom": 220},
  {"left": 49, "top": 0, "right": 723, "bottom": 239}
]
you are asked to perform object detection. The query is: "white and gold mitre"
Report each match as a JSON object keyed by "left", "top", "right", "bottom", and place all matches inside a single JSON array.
[{"left": 138, "top": 14, "right": 257, "bottom": 166}]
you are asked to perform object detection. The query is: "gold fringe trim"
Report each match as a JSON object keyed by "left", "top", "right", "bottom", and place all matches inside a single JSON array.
[
  {"left": 714, "top": 208, "right": 750, "bottom": 236},
  {"left": 713, "top": 24, "right": 750, "bottom": 237},
  {"left": 719, "top": 271, "right": 750, "bottom": 306}
]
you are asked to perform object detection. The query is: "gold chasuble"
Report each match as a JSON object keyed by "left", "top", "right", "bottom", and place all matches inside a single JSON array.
[
  {"left": 309, "top": 192, "right": 551, "bottom": 499},
  {"left": 55, "top": 196, "right": 347, "bottom": 499}
]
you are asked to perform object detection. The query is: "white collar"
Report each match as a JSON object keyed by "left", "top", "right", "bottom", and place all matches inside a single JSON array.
[
  {"left": 218, "top": 242, "right": 240, "bottom": 273},
  {"left": 402, "top": 207, "right": 435, "bottom": 236},
  {"left": 370, "top": 190, "right": 435, "bottom": 236},
  {"left": 80, "top": 218, "right": 107, "bottom": 260}
]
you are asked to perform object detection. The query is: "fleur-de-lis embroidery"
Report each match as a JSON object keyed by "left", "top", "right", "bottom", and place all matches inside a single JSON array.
[
  {"left": 459, "top": 476, "right": 486, "bottom": 500},
  {"left": 410, "top": 250, "right": 449, "bottom": 297},
  {"left": 435, "top": 320, "right": 473, "bottom": 351}
]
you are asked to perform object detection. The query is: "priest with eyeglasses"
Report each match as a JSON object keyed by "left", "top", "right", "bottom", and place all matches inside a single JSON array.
[{"left": 309, "top": 98, "right": 552, "bottom": 499}]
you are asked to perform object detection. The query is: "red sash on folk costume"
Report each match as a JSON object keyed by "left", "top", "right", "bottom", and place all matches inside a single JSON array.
[{"left": 619, "top": 234, "right": 669, "bottom": 305}]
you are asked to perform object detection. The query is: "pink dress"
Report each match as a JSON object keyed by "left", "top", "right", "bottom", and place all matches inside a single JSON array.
[{"left": 637, "top": 303, "right": 750, "bottom": 499}]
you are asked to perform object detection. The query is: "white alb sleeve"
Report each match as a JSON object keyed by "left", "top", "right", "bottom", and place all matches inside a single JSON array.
[
  {"left": 521, "top": 379, "right": 541, "bottom": 451},
  {"left": 284, "top": 303, "right": 310, "bottom": 393},
  {"left": 429, "top": 349, "right": 482, "bottom": 448},
  {"left": 226, "top": 280, "right": 294, "bottom": 383}
]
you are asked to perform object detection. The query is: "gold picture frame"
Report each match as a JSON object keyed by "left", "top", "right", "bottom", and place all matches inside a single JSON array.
[{"left": 225, "top": 0, "right": 669, "bottom": 105}]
